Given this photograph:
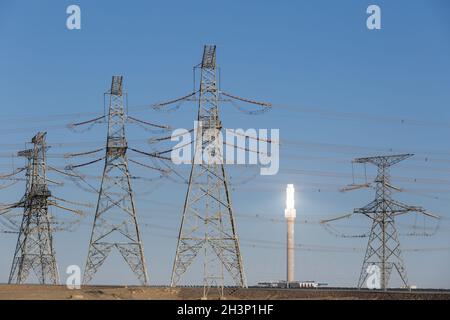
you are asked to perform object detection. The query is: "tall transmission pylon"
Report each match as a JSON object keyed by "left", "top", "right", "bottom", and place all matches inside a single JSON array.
[
  {"left": 171, "top": 45, "right": 246, "bottom": 298},
  {"left": 83, "top": 76, "right": 149, "bottom": 285},
  {"left": 353, "top": 154, "right": 439, "bottom": 290},
  {"left": 9, "top": 132, "right": 59, "bottom": 284}
]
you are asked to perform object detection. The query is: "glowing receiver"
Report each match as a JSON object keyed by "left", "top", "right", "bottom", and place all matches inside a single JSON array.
[{"left": 284, "top": 184, "right": 296, "bottom": 219}]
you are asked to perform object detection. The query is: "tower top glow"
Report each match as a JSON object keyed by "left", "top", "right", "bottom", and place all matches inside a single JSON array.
[{"left": 285, "top": 184, "right": 296, "bottom": 219}]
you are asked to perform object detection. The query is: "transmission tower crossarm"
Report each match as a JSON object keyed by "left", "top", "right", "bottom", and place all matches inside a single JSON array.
[
  {"left": 129, "top": 147, "right": 172, "bottom": 161},
  {"left": 353, "top": 153, "right": 414, "bottom": 166},
  {"left": 48, "top": 165, "right": 80, "bottom": 177},
  {"left": 382, "top": 182, "right": 402, "bottom": 191},
  {"left": 414, "top": 209, "right": 440, "bottom": 220},
  {"left": 64, "top": 148, "right": 104, "bottom": 158},
  {"left": 353, "top": 198, "right": 413, "bottom": 219},
  {"left": 151, "top": 92, "right": 198, "bottom": 110},
  {"left": 127, "top": 115, "right": 171, "bottom": 129},
  {"left": 44, "top": 177, "right": 64, "bottom": 186},
  {"left": 320, "top": 213, "right": 353, "bottom": 224},
  {"left": 339, "top": 183, "right": 371, "bottom": 193},
  {"left": 220, "top": 91, "right": 272, "bottom": 107},
  {"left": 48, "top": 201, "right": 83, "bottom": 215},
  {"left": 65, "top": 157, "right": 105, "bottom": 170},
  {"left": 128, "top": 158, "right": 169, "bottom": 174},
  {"left": 68, "top": 114, "right": 106, "bottom": 128},
  {"left": 0, "top": 202, "right": 22, "bottom": 210},
  {"left": 0, "top": 167, "right": 27, "bottom": 179}
]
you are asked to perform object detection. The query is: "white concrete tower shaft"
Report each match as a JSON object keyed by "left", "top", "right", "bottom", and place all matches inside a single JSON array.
[{"left": 285, "top": 184, "right": 296, "bottom": 284}]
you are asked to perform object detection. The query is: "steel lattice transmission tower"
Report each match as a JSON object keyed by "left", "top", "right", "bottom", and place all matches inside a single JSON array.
[
  {"left": 9, "top": 132, "right": 59, "bottom": 284},
  {"left": 171, "top": 45, "right": 246, "bottom": 297},
  {"left": 354, "top": 154, "right": 438, "bottom": 290},
  {"left": 83, "top": 76, "right": 149, "bottom": 285}
]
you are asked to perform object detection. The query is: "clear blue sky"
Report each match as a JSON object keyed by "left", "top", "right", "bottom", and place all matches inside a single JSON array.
[{"left": 1, "top": 0, "right": 450, "bottom": 288}]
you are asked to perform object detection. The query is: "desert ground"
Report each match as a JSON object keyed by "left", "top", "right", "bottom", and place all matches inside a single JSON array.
[{"left": 0, "top": 284, "right": 449, "bottom": 300}]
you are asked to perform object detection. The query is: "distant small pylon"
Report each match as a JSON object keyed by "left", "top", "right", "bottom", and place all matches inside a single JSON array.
[
  {"left": 352, "top": 154, "right": 439, "bottom": 290},
  {"left": 9, "top": 132, "right": 59, "bottom": 284}
]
